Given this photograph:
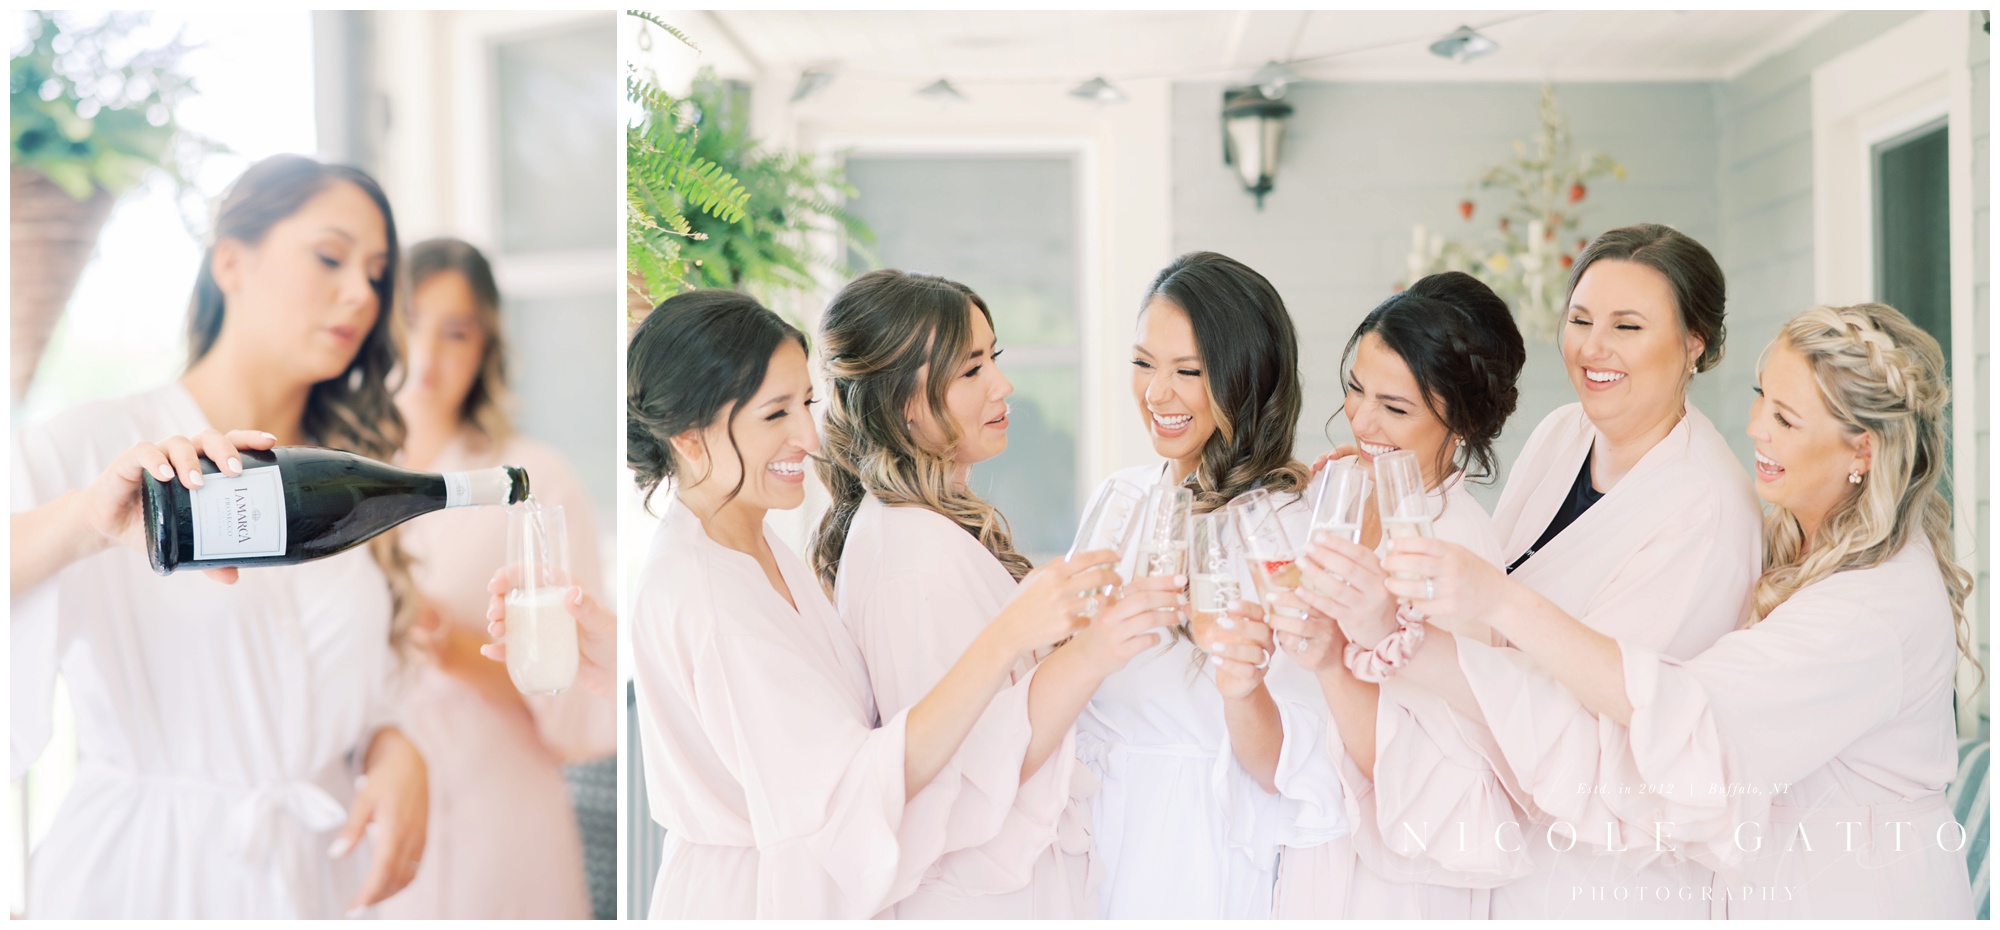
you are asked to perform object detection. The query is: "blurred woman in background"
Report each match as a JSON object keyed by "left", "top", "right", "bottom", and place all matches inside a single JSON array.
[{"left": 376, "top": 238, "right": 611, "bottom": 919}]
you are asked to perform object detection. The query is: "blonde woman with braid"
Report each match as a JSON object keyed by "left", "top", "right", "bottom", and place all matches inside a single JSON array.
[
  {"left": 1388, "top": 303, "right": 1976, "bottom": 918},
  {"left": 1078, "top": 251, "right": 1348, "bottom": 919},
  {"left": 811, "top": 269, "right": 1180, "bottom": 918}
]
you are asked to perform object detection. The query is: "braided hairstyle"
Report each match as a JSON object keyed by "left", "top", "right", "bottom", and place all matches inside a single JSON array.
[
  {"left": 1335, "top": 271, "right": 1527, "bottom": 484},
  {"left": 1142, "top": 251, "right": 1310, "bottom": 514},
  {"left": 626, "top": 290, "right": 806, "bottom": 512},
  {"left": 809, "top": 269, "right": 1035, "bottom": 592},
  {"left": 1753, "top": 303, "right": 1977, "bottom": 683}
]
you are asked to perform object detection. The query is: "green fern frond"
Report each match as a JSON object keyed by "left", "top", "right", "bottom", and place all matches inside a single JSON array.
[{"left": 626, "top": 11, "right": 698, "bottom": 51}]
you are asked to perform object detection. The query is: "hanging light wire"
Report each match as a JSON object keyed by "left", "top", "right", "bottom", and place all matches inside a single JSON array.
[{"left": 824, "top": 10, "right": 1541, "bottom": 89}]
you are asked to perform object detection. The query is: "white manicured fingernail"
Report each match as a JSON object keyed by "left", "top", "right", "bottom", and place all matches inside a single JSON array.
[
  {"left": 1217, "top": 615, "right": 1236, "bottom": 629},
  {"left": 227, "top": 457, "right": 241, "bottom": 474},
  {"left": 260, "top": 432, "right": 277, "bottom": 442},
  {"left": 1172, "top": 574, "right": 1187, "bottom": 586},
  {"left": 328, "top": 835, "right": 354, "bottom": 857},
  {"left": 154, "top": 464, "right": 174, "bottom": 480}
]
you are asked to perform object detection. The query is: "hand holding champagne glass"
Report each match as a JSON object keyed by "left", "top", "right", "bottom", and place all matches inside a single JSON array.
[
  {"left": 1373, "top": 449, "right": 1435, "bottom": 584},
  {"left": 1306, "top": 456, "right": 1371, "bottom": 546},
  {"left": 1067, "top": 479, "right": 1146, "bottom": 617}
]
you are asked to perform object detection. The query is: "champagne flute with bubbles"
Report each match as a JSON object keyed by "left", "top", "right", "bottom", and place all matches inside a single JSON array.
[
  {"left": 1189, "top": 511, "right": 1243, "bottom": 623},
  {"left": 505, "top": 501, "right": 578, "bottom": 694},
  {"left": 1068, "top": 479, "right": 1146, "bottom": 616},
  {"left": 1307, "top": 457, "right": 1371, "bottom": 546},
  {"left": 1230, "top": 488, "right": 1304, "bottom": 606},
  {"left": 1133, "top": 485, "right": 1194, "bottom": 581},
  {"left": 1374, "top": 449, "right": 1434, "bottom": 581}
]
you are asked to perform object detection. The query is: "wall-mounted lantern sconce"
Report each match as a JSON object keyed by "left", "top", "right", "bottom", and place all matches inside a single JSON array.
[{"left": 1222, "top": 86, "right": 1293, "bottom": 209}]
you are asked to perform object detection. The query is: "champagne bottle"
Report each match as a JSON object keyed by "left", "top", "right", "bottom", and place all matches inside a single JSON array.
[{"left": 140, "top": 446, "right": 529, "bottom": 574}]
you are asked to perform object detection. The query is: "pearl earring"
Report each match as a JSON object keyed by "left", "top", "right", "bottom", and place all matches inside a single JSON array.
[{"left": 1848, "top": 468, "right": 1863, "bottom": 485}]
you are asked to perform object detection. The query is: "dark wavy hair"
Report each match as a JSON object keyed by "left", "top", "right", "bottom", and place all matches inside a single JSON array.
[
  {"left": 185, "top": 154, "right": 415, "bottom": 649},
  {"left": 626, "top": 290, "right": 806, "bottom": 513},
  {"left": 808, "top": 269, "right": 1034, "bottom": 592},
  {"left": 1567, "top": 222, "right": 1728, "bottom": 373},
  {"left": 1142, "top": 251, "right": 1309, "bottom": 514},
  {"left": 1336, "top": 271, "right": 1527, "bottom": 484}
]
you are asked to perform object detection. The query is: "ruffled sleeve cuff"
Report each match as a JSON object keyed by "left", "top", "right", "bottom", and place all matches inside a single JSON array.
[
  {"left": 765, "top": 705, "right": 925, "bottom": 918},
  {"left": 1345, "top": 681, "right": 1534, "bottom": 885},
  {"left": 913, "top": 663, "right": 1080, "bottom": 898},
  {"left": 1266, "top": 693, "right": 1351, "bottom": 847}
]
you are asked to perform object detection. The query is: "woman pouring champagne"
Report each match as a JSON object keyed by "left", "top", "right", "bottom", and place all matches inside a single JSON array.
[{"left": 10, "top": 155, "right": 428, "bottom": 918}]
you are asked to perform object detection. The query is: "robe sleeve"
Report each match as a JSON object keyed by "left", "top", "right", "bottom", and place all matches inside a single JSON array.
[
  {"left": 1241, "top": 686, "right": 1350, "bottom": 852},
  {"left": 1331, "top": 679, "right": 1536, "bottom": 886},
  {"left": 11, "top": 424, "right": 72, "bottom": 779},
  {"left": 850, "top": 564, "right": 1074, "bottom": 898},
  {"left": 1454, "top": 585, "right": 1902, "bottom": 873},
  {"left": 689, "top": 620, "right": 936, "bottom": 918}
]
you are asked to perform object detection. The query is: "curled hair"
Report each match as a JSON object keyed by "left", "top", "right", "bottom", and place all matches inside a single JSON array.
[
  {"left": 1752, "top": 303, "right": 1978, "bottom": 685},
  {"left": 1568, "top": 223, "right": 1728, "bottom": 373},
  {"left": 185, "top": 154, "right": 415, "bottom": 651},
  {"left": 809, "top": 269, "right": 1034, "bottom": 591},
  {"left": 626, "top": 290, "right": 806, "bottom": 513},
  {"left": 404, "top": 237, "right": 512, "bottom": 450},
  {"left": 1142, "top": 251, "right": 1310, "bottom": 514},
  {"left": 1142, "top": 252, "right": 1309, "bottom": 656},
  {"left": 1335, "top": 271, "right": 1526, "bottom": 484}
]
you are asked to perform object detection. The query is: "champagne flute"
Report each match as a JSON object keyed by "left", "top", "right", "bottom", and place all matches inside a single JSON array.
[
  {"left": 1307, "top": 457, "right": 1371, "bottom": 545},
  {"left": 1068, "top": 478, "right": 1146, "bottom": 616},
  {"left": 1229, "top": 488, "right": 1303, "bottom": 605},
  {"left": 1132, "top": 485, "right": 1194, "bottom": 581},
  {"left": 1188, "top": 511, "right": 1243, "bottom": 622},
  {"left": 504, "top": 500, "right": 578, "bottom": 694},
  {"left": 1374, "top": 449, "right": 1434, "bottom": 582}
]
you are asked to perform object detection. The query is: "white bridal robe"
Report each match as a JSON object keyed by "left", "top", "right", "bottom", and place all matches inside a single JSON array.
[
  {"left": 11, "top": 383, "right": 399, "bottom": 918},
  {"left": 1442, "top": 401, "right": 1764, "bottom": 917},
  {"left": 1466, "top": 538, "right": 1973, "bottom": 918},
  {"left": 632, "top": 495, "right": 1047, "bottom": 918},
  {"left": 834, "top": 494, "right": 1095, "bottom": 918},
  {"left": 1078, "top": 462, "right": 1348, "bottom": 919},
  {"left": 1272, "top": 469, "right": 1526, "bottom": 919}
]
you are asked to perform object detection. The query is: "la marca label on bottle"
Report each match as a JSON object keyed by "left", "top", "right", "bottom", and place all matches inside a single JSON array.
[{"left": 189, "top": 464, "right": 288, "bottom": 560}]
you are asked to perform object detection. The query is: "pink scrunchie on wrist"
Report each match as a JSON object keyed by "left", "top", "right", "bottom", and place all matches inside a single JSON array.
[{"left": 1342, "top": 604, "right": 1428, "bottom": 682}]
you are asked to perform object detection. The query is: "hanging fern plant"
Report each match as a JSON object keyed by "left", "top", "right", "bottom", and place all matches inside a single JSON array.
[{"left": 623, "top": 11, "right": 872, "bottom": 313}]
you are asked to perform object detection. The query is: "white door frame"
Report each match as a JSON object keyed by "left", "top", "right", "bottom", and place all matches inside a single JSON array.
[{"left": 1811, "top": 9, "right": 1979, "bottom": 728}]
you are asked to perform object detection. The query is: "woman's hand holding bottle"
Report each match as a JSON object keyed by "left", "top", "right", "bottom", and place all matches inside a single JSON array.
[{"left": 12, "top": 428, "right": 275, "bottom": 592}]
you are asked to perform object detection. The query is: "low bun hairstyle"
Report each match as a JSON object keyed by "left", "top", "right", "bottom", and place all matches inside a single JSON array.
[
  {"left": 1142, "top": 251, "right": 1310, "bottom": 513},
  {"left": 809, "top": 269, "right": 1034, "bottom": 591},
  {"left": 626, "top": 290, "right": 806, "bottom": 512},
  {"left": 1337, "top": 271, "right": 1527, "bottom": 483},
  {"left": 1566, "top": 223, "right": 1728, "bottom": 374}
]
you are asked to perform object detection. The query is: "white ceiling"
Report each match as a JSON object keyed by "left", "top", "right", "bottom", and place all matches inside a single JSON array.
[{"left": 707, "top": 10, "right": 1842, "bottom": 87}]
